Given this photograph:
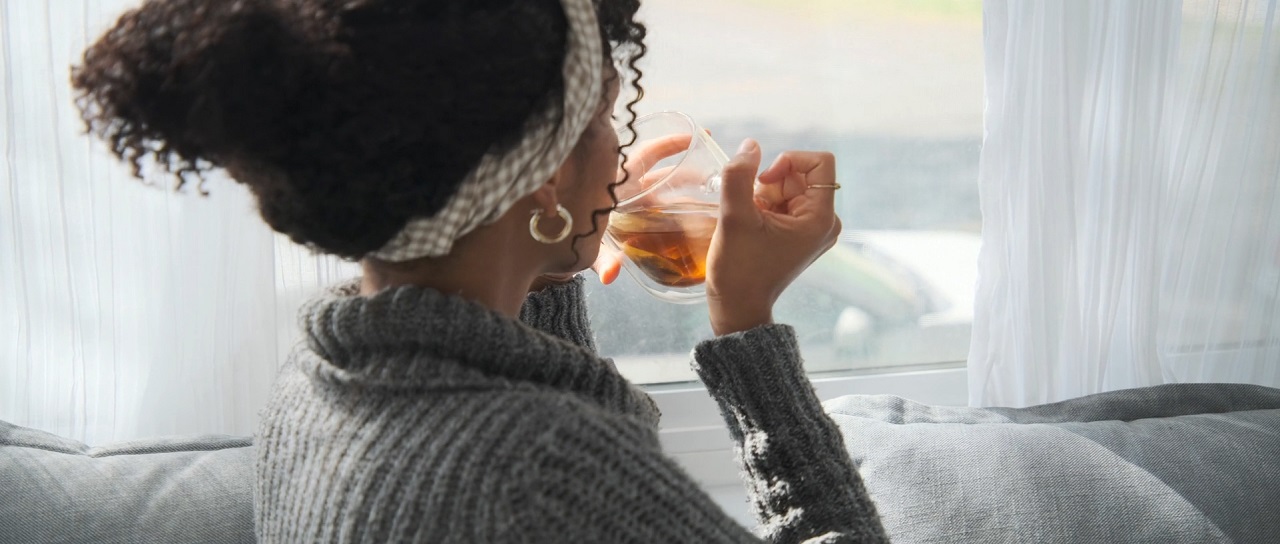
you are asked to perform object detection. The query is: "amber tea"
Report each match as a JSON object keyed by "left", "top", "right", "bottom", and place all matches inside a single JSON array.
[{"left": 607, "top": 202, "right": 719, "bottom": 288}]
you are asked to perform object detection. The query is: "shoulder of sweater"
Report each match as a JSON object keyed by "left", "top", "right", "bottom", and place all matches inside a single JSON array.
[
  {"left": 497, "top": 391, "right": 668, "bottom": 485},
  {"left": 500, "top": 387, "right": 661, "bottom": 442}
]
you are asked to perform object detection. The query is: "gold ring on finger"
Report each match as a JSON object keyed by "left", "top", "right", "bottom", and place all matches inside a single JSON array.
[{"left": 806, "top": 183, "right": 841, "bottom": 190}]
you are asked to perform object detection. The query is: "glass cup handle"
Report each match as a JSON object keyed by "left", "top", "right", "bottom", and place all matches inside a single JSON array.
[{"left": 705, "top": 174, "right": 722, "bottom": 194}]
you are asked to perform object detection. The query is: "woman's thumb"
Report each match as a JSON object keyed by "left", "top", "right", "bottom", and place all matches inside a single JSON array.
[{"left": 720, "top": 139, "right": 762, "bottom": 219}]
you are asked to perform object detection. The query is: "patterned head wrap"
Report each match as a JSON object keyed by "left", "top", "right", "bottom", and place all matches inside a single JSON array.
[{"left": 369, "top": 0, "right": 604, "bottom": 261}]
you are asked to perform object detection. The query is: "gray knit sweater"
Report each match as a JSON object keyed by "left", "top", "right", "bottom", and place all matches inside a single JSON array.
[{"left": 255, "top": 277, "right": 887, "bottom": 543}]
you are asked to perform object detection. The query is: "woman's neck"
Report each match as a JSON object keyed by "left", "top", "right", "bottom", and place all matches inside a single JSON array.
[{"left": 358, "top": 223, "right": 542, "bottom": 318}]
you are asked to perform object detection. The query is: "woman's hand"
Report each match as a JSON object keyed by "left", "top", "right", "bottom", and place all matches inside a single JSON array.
[{"left": 705, "top": 139, "right": 842, "bottom": 336}]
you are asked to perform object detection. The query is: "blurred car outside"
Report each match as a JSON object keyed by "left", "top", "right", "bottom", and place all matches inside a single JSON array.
[{"left": 585, "top": 229, "right": 980, "bottom": 384}]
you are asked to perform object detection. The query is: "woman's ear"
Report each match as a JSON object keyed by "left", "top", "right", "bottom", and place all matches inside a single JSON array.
[{"left": 529, "top": 180, "right": 560, "bottom": 216}]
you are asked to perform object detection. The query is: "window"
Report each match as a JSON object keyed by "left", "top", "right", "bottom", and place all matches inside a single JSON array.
[
  {"left": 590, "top": 0, "right": 985, "bottom": 388},
  {"left": 1, "top": 0, "right": 980, "bottom": 448}
]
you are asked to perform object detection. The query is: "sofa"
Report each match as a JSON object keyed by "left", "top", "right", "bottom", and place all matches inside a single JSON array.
[{"left": 3, "top": 383, "right": 1278, "bottom": 543}]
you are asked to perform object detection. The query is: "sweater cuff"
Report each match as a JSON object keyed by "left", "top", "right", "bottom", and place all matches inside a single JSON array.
[
  {"left": 519, "top": 275, "right": 597, "bottom": 352},
  {"left": 692, "top": 324, "right": 830, "bottom": 443},
  {"left": 693, "top": 323, "right": 885, "bottom": 538}
]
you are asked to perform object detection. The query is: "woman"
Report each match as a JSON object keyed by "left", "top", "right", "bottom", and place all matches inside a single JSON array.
[{"left": 73, "top": 0, "right": 889, "bottom": 541}]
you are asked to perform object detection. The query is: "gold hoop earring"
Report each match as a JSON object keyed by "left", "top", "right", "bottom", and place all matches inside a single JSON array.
[{"left": 529, "top": 204, "right": 574, "bottom": 244}]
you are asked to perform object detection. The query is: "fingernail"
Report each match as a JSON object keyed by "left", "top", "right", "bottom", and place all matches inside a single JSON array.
[{"left": 736, "top": 139, "right": 757, "bottom": 155}]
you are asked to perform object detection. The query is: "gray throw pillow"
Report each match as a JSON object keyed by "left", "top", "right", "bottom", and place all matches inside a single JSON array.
[
  {"left": 825, "top": 383, "right": 1280, "bottom": 544},
  {"left": 0, "top": 421, "right": 254, "bottom": 544}
]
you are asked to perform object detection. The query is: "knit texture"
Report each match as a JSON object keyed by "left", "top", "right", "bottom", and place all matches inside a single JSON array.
[{"left": 255, "top": 276, "right": 888, "bottom": 543}]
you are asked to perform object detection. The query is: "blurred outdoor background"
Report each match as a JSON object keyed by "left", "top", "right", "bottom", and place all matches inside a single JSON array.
[{"left": 591, "top": 0, "right": 986, "bottom": 383}]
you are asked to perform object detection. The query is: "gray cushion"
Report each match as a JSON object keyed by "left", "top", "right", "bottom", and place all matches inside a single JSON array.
[
  {"left": 825, "top": 383, "right": 1280, "bottom": 544},
  {"left": 0, "top": 421, "right": 254, "bottom": 543}
]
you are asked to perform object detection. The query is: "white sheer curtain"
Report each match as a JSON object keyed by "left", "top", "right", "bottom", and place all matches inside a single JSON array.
[
  {"left": 972, "top": 0, "right": 1280, "bottom": 407},
  {"left": 1, "top": 0, "right": 357, "bottom": 444}
]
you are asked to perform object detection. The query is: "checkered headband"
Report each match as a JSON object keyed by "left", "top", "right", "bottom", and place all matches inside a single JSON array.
[{"left": 368, "top": 0, "right": 604, "bottom": 261}]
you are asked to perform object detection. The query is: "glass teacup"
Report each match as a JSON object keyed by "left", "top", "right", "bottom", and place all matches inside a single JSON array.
[{"left": 607, "top": 112, "right": 729, "bottom": 304}]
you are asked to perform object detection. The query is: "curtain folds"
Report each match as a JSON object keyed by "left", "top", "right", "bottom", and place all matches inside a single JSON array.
[
  {"left": 973, "top": 0, "right": 1280, "bottom": 406},
  {"left": 1, "top": 1, "right": 357, "bottom": 444}
]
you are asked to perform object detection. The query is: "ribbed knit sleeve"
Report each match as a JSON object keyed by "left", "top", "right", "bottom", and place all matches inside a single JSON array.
[
  {"left": 519, "top": 275, "right": 597, "bottom": 352},
  {"left": 507, "top": 400, "right": 761, "bottom": 543},
  {"left": 693, "top": 324, "right": 889, "bottom": 543}
]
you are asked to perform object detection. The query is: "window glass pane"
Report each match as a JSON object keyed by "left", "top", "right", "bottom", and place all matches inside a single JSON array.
[{"left": 588, "top": 0, "right": 984, "bottom": 384}]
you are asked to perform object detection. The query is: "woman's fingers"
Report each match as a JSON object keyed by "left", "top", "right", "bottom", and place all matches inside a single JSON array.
[
  {"left": 755, "top": 151, "right": 838, "bottom": 213},
  {"left": 753, "top": 181, "right": 789, "bottom": 213},
  {"left": 719, "top": 139, "right": 764, "bottom": 226},
  {"left": 637, "top": 165, "right": 676, "bottom": 190},
  {"left": 827, "top": 215, "right": 843, "bottom": 249},
  {"left": 591, "top": 244, "right": 623, "bottom": 285},
  {"left": 619, "top": 133, "right": 692, "bottom": 183}
]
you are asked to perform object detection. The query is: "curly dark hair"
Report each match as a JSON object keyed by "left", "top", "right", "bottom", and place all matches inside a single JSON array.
[{"left": 72, "top": 0, "right": 646, "bottom": 259}]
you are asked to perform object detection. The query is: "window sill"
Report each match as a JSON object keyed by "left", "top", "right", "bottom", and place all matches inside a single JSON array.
[{"left": 649, "top": 364, "right": 968, "bottom": 487}]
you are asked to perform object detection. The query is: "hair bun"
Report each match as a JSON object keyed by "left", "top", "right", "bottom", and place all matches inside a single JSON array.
[{"left": 74, "top": 0, "right": 329, "bottom": 181}]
